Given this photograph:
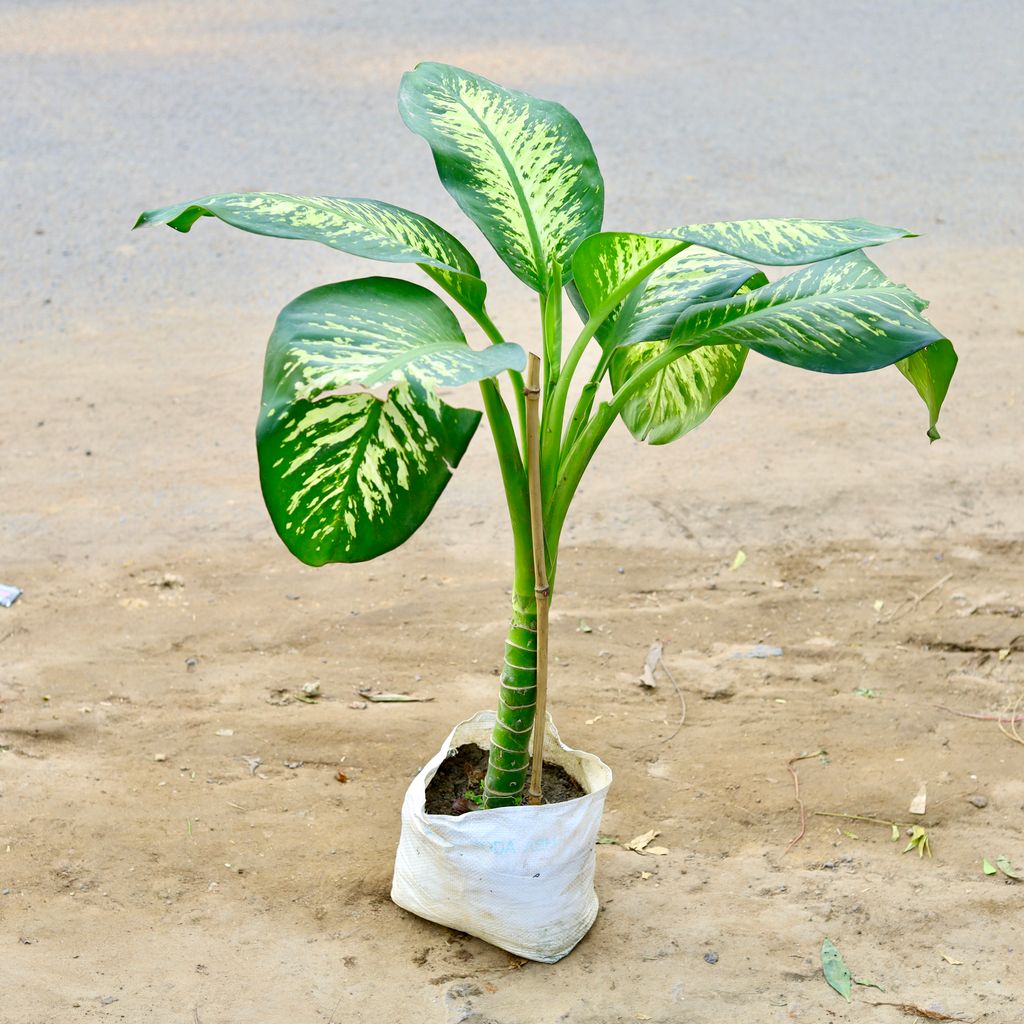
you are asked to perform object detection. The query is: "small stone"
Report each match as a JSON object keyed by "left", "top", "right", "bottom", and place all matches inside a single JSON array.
[
  {"left": 968, "top": 794, "right": 988, "bottom": 809},
  {"left": 697, "top": 678, "right": 736, "bottom": 701},
  {"left": 185, "top": 657, "right": 198, "bottom": 671},
  {"left": 301, "top": 681, "right": 321, "bottom": 697},
  {"left": 703, "top": 951, "right": 719, "bottom": 965},
  {"left": 153, "top": 753, "right": 167, "bottom": 762},
  {"left": 349, "top": 701, "right": 368, "bottom": 710}
]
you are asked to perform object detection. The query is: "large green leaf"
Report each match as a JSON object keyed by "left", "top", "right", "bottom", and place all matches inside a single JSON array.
[
  {"left": 571, "top": 220, "right": 913, "bottom": 328},
  {"left": 896, "top": 339, "right": 958, "bottom": 441},
  {"left": 671, "top": 251, "right": 943, "bottom": 373},
  {"left": 606, "top": 252, "right": 767, "bottom": 444},
  {"left": 399, "top": 62, "right": 603, "bottom": 292},
  {"left": 612, "top": 343, "right": 748, "bottom": 445},
  {"left": 578, "top": 245, "right": 766, "bottom": 349},
  {"left": 656, "top": 218, "right": 913, "bottom": 266},
  {"left": 255, "top": 276, "right": 522, "bottom": 565},
  {"left": 134, "top": 192, "right": 488, "bottom": 314},
  {"left": 260, "top": 277, "right": 525, "bottom": 400},
  {"left": 258, "top": 380, "right": 479, "bottom": 565}
]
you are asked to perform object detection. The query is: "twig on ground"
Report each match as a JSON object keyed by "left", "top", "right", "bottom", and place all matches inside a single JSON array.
[
  {"left": 934, "top": 704, "right": 1024, "bottom": 723},
  {"left": 996, "top": 692, "right": 1024, "bottom": 748},
  {"left": 885, "top": 572, "right": 953, "bottom": 622},
  {"left": 865, "top": 1001, "right": 971, "bottom": 1021},
  {"left": 814, "top": 811, "right": 917, "bottom": 829},
  {"left": 783, "top": 750, "right": 826, "bottom": 855},
  {"left": 654, "top": 655, "right": 686, "bottom": 745}
]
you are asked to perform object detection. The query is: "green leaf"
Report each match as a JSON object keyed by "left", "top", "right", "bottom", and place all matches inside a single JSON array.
[
  {"left": 612, "top": 343, "right": 747, "bottom": 445},
  {"left": 656, "top": 218, "right": 914, "bottom": 266},
  {"left": 896, "top": 339, "right": 958, "bottom": 441},
  {"left": 605, "top": 249, "right": 766, "bottom": 445},
  {"left": 854, "top": 977, "right": 886, "bottom": 992},
  {"left": 982, "top": 858, "right": 998, "bottom": 875},
  {"left": 259, "top": 277, "right": 524, "bottom": 396},
  {"left": 995, "top": 856, "right": 1022, "bottom": 881},
  {"left": 671, "top": 251, "right": 943, "bottom": 374},
  {"left": 578, "top": 243, "right": 766, "bottom": 349},
  {"left": 903, "top": 825, "right": 932, "bottom": 857},
  {"left": 399, "top": 62, "right": 603, "bottom": 291},
  {"left": 571, "top": 219, "right": 913, "bottom": 332},
  {"left": 821, "top": 938, "right": 852, "bottom": 1002},
  {"left": 258, "top": 380, "right": 479, "bottom": 566},
  {"left": 255, "top": 276, "right": 523, "bottom": 566},
  {"left": 134, "top": 192, "right": 488, "bottom": 315}
]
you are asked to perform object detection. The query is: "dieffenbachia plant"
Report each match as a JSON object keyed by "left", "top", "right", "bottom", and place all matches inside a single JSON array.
[{"left": 135, "top": 62, "right": 957, "bottom": 808}]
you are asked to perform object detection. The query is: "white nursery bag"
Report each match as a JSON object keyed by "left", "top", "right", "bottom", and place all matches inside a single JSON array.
[{"left": 391, "top": 710, "right": 613, "bottom": 963}]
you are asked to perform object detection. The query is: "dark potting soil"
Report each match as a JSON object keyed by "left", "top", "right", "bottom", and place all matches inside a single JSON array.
[{"left": 423, "top": 742, "right": 586, "bottom": 815}]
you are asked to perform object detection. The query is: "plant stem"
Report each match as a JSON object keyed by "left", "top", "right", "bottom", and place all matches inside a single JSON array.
[
  {"left": 523, "top": 355, "right": 549, "bottom": 805},
  {"left": 478, "top": 378, "right": 532, "bottom": 597}
]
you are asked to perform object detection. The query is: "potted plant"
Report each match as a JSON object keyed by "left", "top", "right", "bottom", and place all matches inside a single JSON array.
[{"left": 134, "top": 62, "right": 957, "bottom": 962}]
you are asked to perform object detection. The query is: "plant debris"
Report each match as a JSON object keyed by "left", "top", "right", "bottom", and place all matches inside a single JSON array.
[
  {"left": 865, "top": 1002, "right": 969, "bottom": 1021},
  {"left": 821, "top": 938, "right": 852, "bottom": 1001},
  {"left": 625, "top": 829, "right": 661, "bottom": 853},
  {"left": 356, "top": 688, "right": 433, "bottom": 703},
  {"left": 335, "top": 770, "right": 348, "bottom": 783},
  {"left": 729, "top": 549, "right": 747, "bottom": 571},
  {"left": 903, "top": 825, "right": 932, "bottom": 857},
  {"left": 784, "top": 750, "right": 827, "bottom": 854},
  {"left": 995, "top": 855, "right": 1021, "bottom": 880}
]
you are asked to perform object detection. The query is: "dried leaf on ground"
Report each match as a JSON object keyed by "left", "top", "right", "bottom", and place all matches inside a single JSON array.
[
  {"left": 821, "top": 938, "right": 852, "bottom": 1002},
  {"left": 866, "top": 1003, "right": 969, "bottom": 1021},
  {"left": 626, "top": 829, "right": 661, "bottom": 853},
  {"left": 355, "top": 688, "right": 433, "bottom": 703},
  {"left": 940, "top": 953, "right": 963, "bottom": 965}
]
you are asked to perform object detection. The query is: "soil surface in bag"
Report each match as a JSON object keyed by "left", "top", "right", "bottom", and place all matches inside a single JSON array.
[{"left": 424, "top": 742, "right": 586, "bottom": 814}]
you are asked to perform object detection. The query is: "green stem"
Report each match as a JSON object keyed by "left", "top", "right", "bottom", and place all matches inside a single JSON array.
[
  {"left": 475, "top": 307, "right": 527, "bottom": 447},
  {"left": 482, "top": 589, "right": 538, "bottom": 807}
]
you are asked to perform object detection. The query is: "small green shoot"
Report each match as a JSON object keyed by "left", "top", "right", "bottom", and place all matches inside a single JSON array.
[{"left": 903, "top": 825, "right": 932, "bottom": 857}]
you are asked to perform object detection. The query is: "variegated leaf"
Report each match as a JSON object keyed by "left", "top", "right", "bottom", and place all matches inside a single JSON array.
[
  {"left": 258, "top": 380, "right": 479, "bottom": 565},
  {"left": 399, "top": 62, "right": 603, "bottom": 291},
  {"left": 571, "top": 219, "right": 912, "bottom": 329},
  {"left": 896, "top": 338, "right": 958, "bottom": 441},
  {"left": 607, "top": 254, "right": 766, "bottom": 444},
  {"left": 260, "top": 277, "right": 525, "bottom": 404},
  {"left": 671, "top": 251, "right": 943, "bottom": 374},
  {"left": 576, "top": 244, "right": 766, "bottom": 349},
  {"left": 655, "top": 218, "right": 912, "bottom": 266},
  {"left": 611, "top": 343, "right": 747, "bottom": 445},
  {"left": 134, "top": 192, "right": 488, "bottom": 314}
]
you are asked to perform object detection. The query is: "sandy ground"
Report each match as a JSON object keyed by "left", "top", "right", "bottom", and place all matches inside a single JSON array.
[{"left": 2, "top": 2, "right": 1023, "bottom": 1022}]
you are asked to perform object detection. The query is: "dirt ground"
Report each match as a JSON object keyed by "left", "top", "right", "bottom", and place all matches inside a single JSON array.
[{"left": 3, "top": 3, "right": 1024, "bottom": 1023}]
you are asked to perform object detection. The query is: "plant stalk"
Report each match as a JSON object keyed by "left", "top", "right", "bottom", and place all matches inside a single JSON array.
[{"left": 523, "top": 354, "right": 550, "bottom": 805}]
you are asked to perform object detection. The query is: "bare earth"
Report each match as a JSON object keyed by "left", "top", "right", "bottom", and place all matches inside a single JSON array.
[{"left": 2, "top": 3, "right": 1023, "bottom": 1023}]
